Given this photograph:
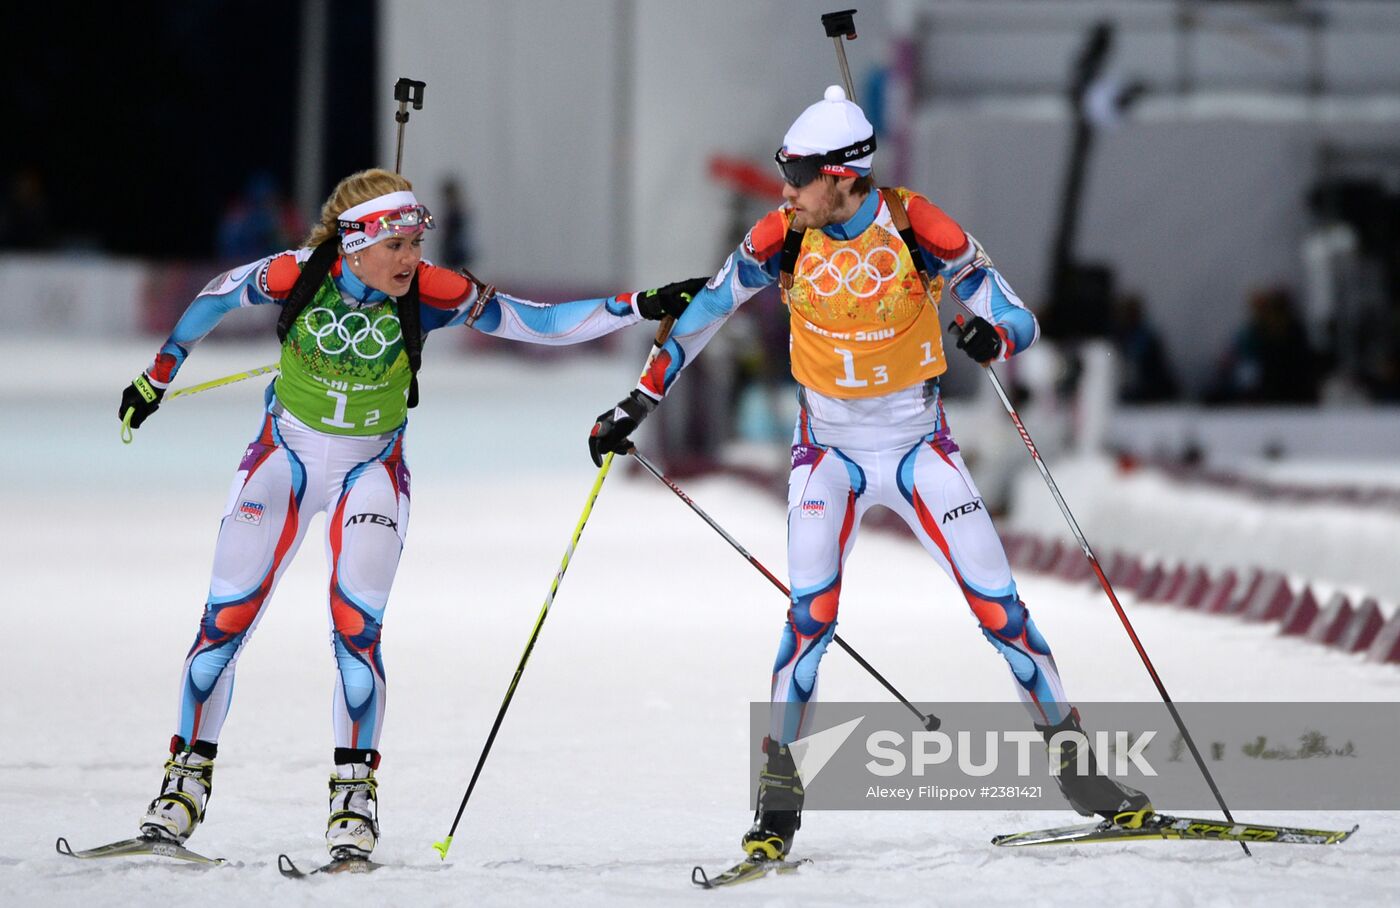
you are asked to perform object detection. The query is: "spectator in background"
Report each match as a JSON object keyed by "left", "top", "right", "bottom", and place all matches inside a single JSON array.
[
  {"left": 216, "top": 171, "right": 304, "bottom": 260},
  {"left": 438, "top": 178, "right": 473, "bottom": 268},
  {"left": 0, "top": 167, "right": 58, "bottom": 250},
  {"left": 1111, "top": 292, "right": 1178, "bottom": 402},
  {"left": 1207, "top": 285, "right": 1321, "bottom": 404}
]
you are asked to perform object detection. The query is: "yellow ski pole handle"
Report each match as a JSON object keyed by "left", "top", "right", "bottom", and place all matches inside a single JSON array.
[{"left": 121, "top": 363, "right": 279, "bottom": 445}]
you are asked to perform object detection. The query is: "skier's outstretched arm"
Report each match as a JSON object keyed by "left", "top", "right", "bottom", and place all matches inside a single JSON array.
[
  {"left": 587, "top": 211, "right": 786, "bottom": 464},
  {"left": 420, "top": 265, "right": 706, "bottom": 346}
]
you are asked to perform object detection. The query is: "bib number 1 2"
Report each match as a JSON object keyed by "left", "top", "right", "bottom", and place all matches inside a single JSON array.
[{"left": 321, "top": 390, "right": 381, "bottom": 430}]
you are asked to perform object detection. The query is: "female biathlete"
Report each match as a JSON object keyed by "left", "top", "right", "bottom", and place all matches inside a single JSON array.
[{"left": 118, "top": 167, "right": 701, "bottom": 861}]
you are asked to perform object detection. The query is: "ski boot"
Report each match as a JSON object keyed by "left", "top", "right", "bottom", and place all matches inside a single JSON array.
[
  {"left": 139, "top": 736, "right": 216, "bottom": 843},
  {"left": 740, "top": 738, "right": 804, "bottom": 861},
  {"left": 1036, "top": 712, "right": 1153, "bottom": 829},
  {"left": 326, "top": 748, "right": 380, "bottom": 860}
]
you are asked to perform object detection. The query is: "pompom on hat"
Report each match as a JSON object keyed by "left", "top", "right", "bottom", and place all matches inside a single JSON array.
[{"left": 780, "top": 85, "right": 875, "bottom": 175}]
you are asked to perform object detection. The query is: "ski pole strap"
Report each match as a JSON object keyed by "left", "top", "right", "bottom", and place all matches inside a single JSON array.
[
  {"left": 132, "top": 374, "right": 159, "bottom": 403},
  {"left": 119, "top": 375, "right": 160, "bottom": 445}
]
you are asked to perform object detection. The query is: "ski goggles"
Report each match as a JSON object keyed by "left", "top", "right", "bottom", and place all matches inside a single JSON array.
[
  {"left": 338, "top": 191, "right": 435, "bottom": 252},
  {"left": 774, "top": 135, "right": 877, "bottom": 187}
]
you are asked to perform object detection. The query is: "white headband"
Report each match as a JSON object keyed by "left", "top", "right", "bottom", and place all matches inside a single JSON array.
[{"left": 339, "top": 190, "right": 421, "bottom": 252}]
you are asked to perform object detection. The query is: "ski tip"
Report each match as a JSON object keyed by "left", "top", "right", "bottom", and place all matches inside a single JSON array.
[
  {"left": 276, "top": 854, "right": 300, "bottom": 876},
  {"left": 431, "top": 836, "right": 452, "bottom": 860},
  {"left": 55, "top": 837, "right": 73, "bottom": 857},
  {"left": 691, "top": 856, "right": 810, "bottom": 889}
]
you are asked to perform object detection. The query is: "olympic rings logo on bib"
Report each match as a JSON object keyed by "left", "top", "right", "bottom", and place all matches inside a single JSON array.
[
  {"left": 304, "top": 307, "right": 403, "bottom": 359},
  {"left": 798, "top": 246, "right": 901, "bottom": 299}
]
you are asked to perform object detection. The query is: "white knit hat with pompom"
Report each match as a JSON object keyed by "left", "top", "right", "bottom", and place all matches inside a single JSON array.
[{"left": 780, "top": 85, "right": 875, "bottom": 171}]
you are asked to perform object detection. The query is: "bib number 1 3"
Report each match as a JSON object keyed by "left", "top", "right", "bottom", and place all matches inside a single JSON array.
[{"left": 833, "top": 347, "right": 889, "bottom": 389}]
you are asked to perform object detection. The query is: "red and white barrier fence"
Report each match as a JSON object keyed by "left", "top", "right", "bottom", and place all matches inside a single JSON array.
[{"left": 1002, "top": 530, "right": 1400, "bottom": 666}]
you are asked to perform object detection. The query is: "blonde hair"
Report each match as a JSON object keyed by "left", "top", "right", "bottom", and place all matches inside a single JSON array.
[{"left": 303, "top": 168, "right": 415, "bottom": 248}]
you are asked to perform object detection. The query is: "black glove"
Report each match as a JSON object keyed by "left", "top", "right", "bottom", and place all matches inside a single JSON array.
[
  {"left": 588, "top": 390, "right": 657, "bottom": 466},
  {"left": 119, "top": 373, "right": 165, "bottom": 429},
  {"left": 633, "top": 276, "right": 708, "bottom": 321},
  {"left": 951, "top": 316, "right": 1004, "bottom": 364}
]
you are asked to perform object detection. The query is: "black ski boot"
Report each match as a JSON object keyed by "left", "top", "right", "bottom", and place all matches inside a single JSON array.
[
  {"left": 1036, "top": 712, "right": 1153, "bottom": 829},
  {"left": 740, "top": 738, "right": 804, "bottom": 860}
]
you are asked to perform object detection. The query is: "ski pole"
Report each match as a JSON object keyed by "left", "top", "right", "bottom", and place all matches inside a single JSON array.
[
  {"left": 120, "top": 362, "right": 280, "bottom": 444},
  {"left": 627, "top": 447, "right": 940, "bottom": 732},
  {"left": 948, "top": 313, "right": 1248, "bottom": 854},
  {"left": 166, "top": 362, "right": 279, "bottom": 401},
  {"left": 433, "top": 451, "right": 618, "bottom": 861},
  {"left": 432, "top": 316, "right": 676, "bottom": 860}
]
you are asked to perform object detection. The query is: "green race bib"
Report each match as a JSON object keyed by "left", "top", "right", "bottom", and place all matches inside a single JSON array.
[{"left": 274, "top": 281, "right": 412, "bottom": 435}]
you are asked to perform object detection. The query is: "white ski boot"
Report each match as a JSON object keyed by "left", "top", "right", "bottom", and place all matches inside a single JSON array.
[
  {"left": 326, "top": 748, "right": 380, "bottom": 859},
  {"left": 139, "top": 737, "right": 216, "bottom": 843}
]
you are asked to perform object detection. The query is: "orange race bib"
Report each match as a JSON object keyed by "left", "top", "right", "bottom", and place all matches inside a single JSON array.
[{"left": 784, "top": 211, "right": 947, "bottom": 398}]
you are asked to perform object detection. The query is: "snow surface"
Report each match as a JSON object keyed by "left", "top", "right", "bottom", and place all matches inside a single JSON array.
[{"left": 4, "top": 340, "right": 1397, "bottom": 907}]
